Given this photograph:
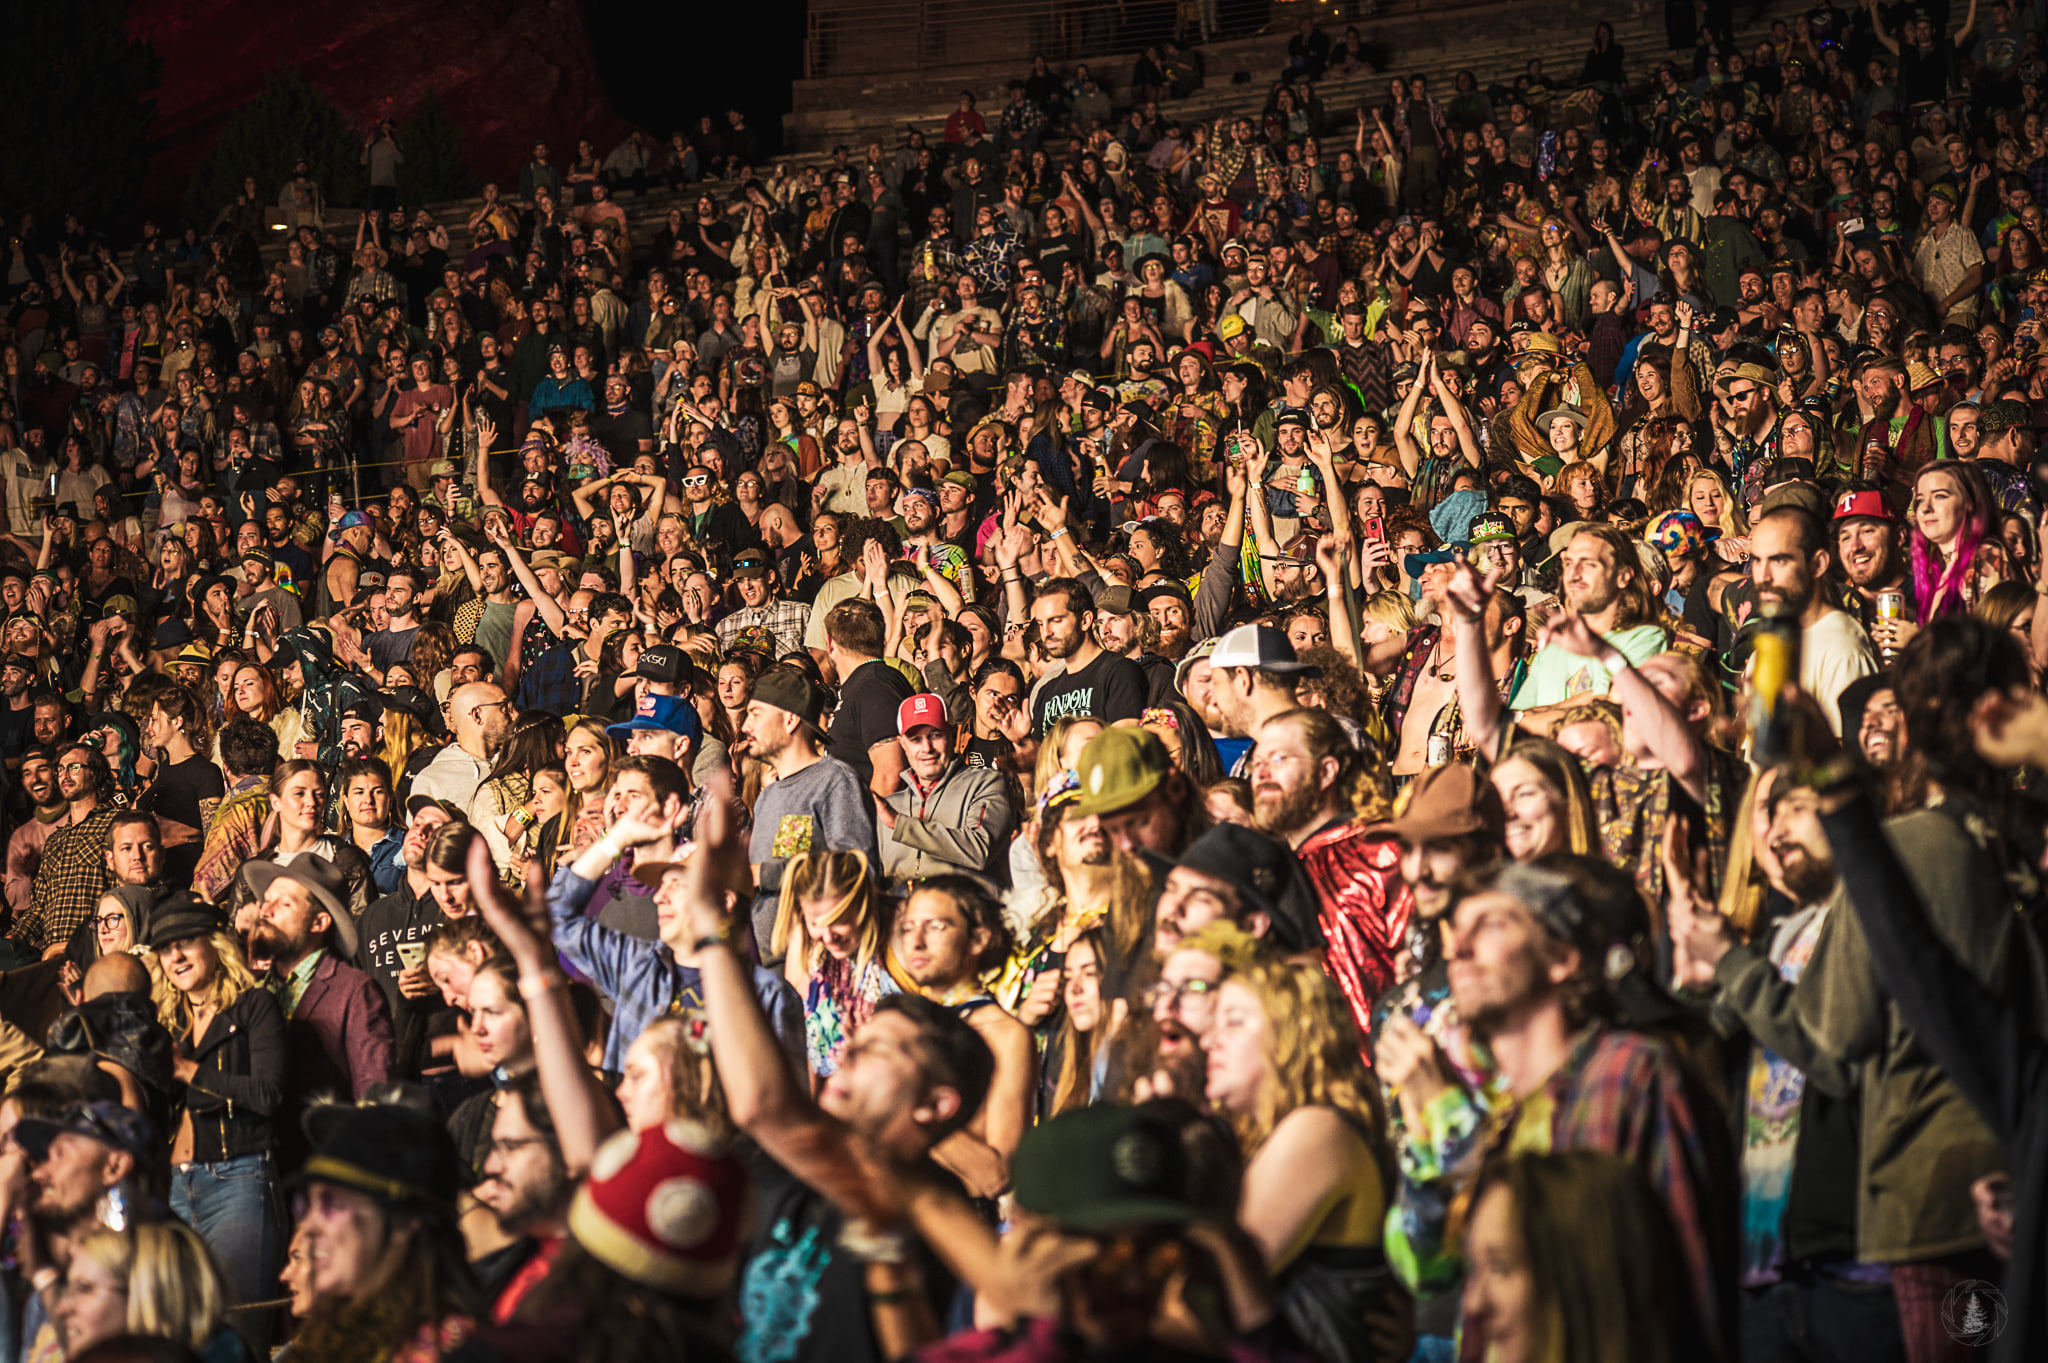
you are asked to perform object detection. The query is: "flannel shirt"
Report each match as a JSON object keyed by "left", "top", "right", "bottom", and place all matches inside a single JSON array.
[
  {"left": 1496, "top": 1023, "right": 1737, "bottom": 1348},
  {"left": 715, "top": 600, "right": 811, "bottom": 657},
  {"left": 15, "top": 808, "right": 117, "bottom": 955}
]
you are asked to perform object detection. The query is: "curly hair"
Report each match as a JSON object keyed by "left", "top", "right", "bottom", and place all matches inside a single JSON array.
[
  {"left": 1220, "top": 959, "right": 1391, "bottom": 1166},
  {"left": 1292, "top": 645, "right": 1379, "bottom": 735}
]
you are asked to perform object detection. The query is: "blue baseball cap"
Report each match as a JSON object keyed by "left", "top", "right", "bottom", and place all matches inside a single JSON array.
[
  {"left": 334, "top": 510, "right": 371, "bottom": 533},
  {"left": 606, "top": 692, "right": 702, "bottom": 741}
]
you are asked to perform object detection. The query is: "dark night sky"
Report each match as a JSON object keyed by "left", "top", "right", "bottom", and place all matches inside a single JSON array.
[{"left": 584, "top": 0, "right": 806, "bottom": 153}]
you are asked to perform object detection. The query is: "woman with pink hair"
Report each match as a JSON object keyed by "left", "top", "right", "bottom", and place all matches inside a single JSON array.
[{"left": 1910, "top": 460, "right": 1997, "bottom": 624}]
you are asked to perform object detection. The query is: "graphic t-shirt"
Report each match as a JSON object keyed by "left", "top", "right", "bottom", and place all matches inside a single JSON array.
[{"left": 1030, "top": 649, "right": 1147, "bottom": 734}]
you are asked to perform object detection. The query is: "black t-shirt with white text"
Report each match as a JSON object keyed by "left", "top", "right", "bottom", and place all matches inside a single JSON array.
[{"left": 1032, "top": 648, "right": 1147, "bottom": 734}]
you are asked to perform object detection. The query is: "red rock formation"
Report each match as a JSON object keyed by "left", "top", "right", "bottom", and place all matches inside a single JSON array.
[{"left": 130, "top": 0, "right": 628, "bottom": 206}]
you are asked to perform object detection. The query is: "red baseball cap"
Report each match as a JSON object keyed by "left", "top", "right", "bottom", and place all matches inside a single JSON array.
[
  {"left": 897, "top": 693, "right": 950, "bottom": 734},
  {"left": 1831, "top": 489, "right": 1892, "bottom": 523}
]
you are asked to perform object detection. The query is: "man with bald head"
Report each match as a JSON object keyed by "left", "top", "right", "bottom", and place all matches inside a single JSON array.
[{"left": 410, "top": 683, "right": 512, "bottom": 862}]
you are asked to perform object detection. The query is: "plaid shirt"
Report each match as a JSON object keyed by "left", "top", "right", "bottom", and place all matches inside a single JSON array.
[
  {"left": 514, "top": 638, "right": 581, "bottom": 716},
  {"left": 15, "top": 807, "right": 117, "bottom": 955},
  {"left": 1492, "top": 1023, "right": 1737, "bottom": 1349},
  {"left": 715, "top": 599, "right": 811, "bottom": 657}
]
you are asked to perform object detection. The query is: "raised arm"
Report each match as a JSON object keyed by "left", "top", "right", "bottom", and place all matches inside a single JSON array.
[
  {"left": 489, "top": 525, "right": 572, "bottom": 638},
  {"left": 1389, "top": 350, "right": 1431, "bottom": 478},
  {"left": 1431, "top": 363, "right": 1483, "bottom": 468},
  {"left": 1444, "top": 558, "right": 1509, "bottom": 755},
  {"left": 1541, "top": 610, "right": 1706, "bottom": 801},
  {"left": 469, "top": 837, "right": 618, "bottom": 1173}
]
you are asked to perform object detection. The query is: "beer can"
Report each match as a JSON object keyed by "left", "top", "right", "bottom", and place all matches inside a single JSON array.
[{"left": 1427, "top": 732, "right": 1452, "bottom": 767}]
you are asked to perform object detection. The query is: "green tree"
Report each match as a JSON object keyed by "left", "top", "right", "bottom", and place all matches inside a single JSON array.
[
  {"left": 182, "top": 68, "right": 365, "bottom": 228},
  {"left": 0, "top": 0, "right": 158, "bottom": 226},
  {"left": 396, "top": 90, "right": 472, "bottom": 207}
]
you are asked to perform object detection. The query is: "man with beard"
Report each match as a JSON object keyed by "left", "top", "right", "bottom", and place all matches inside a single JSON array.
[
  {"left": 248, "top": 858, "right": 392, "bottom": 1129},
  {"left": 1140, "top": 583, "right": 1195, "bottom": 663},
  {"left": 1207, "top": 623, "right": 1314, "bottom": 778},
  {"left": 338, "top": 698, "right": 383, "bottom": 762},
  {"left": 900, "top": 487, "right": 977, "bottom": 608},
  {"left": 938, "top": 471, "right": 981, "bottom": 555},
  {"left": 1830, "top": 486, "right": 1915, "bottom": 641},
  {"left": 354, "top": 799, "right": 459, "bottom": 1074},
  {"left": 1838, "top": 671, "right": 1907, "bottom": 771},
  {"left": 13, "top": 1099, "right": 151, "bottom": 1295},
  {"left": 1251, "top": 708, "right": 1410, "bottom": 1043},
  {"left": 16, "top": 745, "right": 117, "bottom": 959},
  {"left": 5, "top": 748, "right": 66, "bottom": 922},
  {"left": 1091, "top": 586, "right": 1174, "bottom": 705},
  {"left": 1663, "top": 771, "right": 1907, "bottom": 1361},
  {"left": 0, "top": 652, "right": 35, "bottom": 762},
  {"left": 1029, "top": 579, "right": 1147, "bottom": 734},
  {"left": 412, "top": 681, "right": 511, "bottom": 823},
  {"left": 472, "top": 1074, "right": 574, "bottom": 1316},
  {"left": 1851, "top": 356, "right": 1947, "bottom": 491},
  {"left": 1749, "top": 507, "right": 1878, "bottom": 733},
  {"left": 361, "top": 565, "right": 424, "bottom": 680},
  {"left": 1510, "top": 525, "right": 1667, "bottom": 717},
  {"left": 1437, "top": 862, "right": 1737, "bottom": 1345}
]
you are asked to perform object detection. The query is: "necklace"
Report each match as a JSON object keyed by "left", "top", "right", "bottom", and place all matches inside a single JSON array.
[{"left": 1429, "top": 632, "right": 1457, "bottom": 682}]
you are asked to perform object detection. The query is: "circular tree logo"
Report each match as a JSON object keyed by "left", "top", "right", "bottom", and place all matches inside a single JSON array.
[{"left": 1943, "top": 1280, "right": 2007, "bottom": 1347}]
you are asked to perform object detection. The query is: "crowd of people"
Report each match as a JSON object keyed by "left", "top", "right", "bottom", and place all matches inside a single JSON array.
[{"left": 0, "top": 2, "right": 2047, "bottom": 1361}]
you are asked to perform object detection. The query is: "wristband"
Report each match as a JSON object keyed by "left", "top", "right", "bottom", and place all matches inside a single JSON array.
[
  {"left": 1048, "top": 526, "right": 1069, "bottom": 539},
  {"left": 690, "top": 926, "right": 733, "bottom": 955},
  {"left": 517, "top": 972, "right": 565, "bottom": 1002},
  {"left": 591, "top": 832, "right": 625, "bottom": 864}
]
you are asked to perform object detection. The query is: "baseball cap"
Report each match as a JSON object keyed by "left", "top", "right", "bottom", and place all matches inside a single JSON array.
[
  {"left": 606, "top": 692, "right": 703, "bottom": 741},
  {"left": 732, "top": 551, "right": 771, "bottom": 580},
  {"left": 1216, "top": 314, "right": 1248, "bottom": 340},
  {"left": 529, "top": 549, "right": 571, "bottom": 571},
  {"left": 428, "top": 460, "right": 456, "bottom": 479},
  {"left": 1386, "top": 763, "right": 1506, "bottom": 845},
  {"left": 12, "top": 1101, "right": 155, "bottom": 1165},
  {"left": 1210, "top": 623, "right": 1318, "bottom": 676},
  {"left": 1072, "top": 728, "right": 1171, "bottom": 818},
  {"left": 635, "top": 644, "right": 697, "bottom": 686},
  {"left": 751, "top": 668, "right": 828, "bottom": 736},
  {"left": 1172, "top": 636, "right": 1219, "bottom": 696},
  {"left": 943, "top": 470, "right": 978, "bottom": 492},
  {"left": 1467, "top": 512, "right": 1517, "bottom": 546},
  {"left": 335, "top": 510, "right": 371, "bottom": 532},
  {"left": 1831, "top": 488, "right": 1892, "bottom": 522},
  {"left": 1172, "top": 824, "right": 1326, "bottom": 951},
  {"left": 1011, "top": 1105, "right": 1199, "bottom": 1231},
  {"left": 1094, "top": 584, "right": 1135, "bottom": 616},
  {"left": 897, "top": 693, "right": 949, "bottom": 734}
]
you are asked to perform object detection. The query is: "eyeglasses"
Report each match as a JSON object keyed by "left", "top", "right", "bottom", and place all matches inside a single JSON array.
[
  {"left": 682, "top": 475, "right": 711, "bottom": 488},
  {"left": 469, "top": 699, "right": 511, "bottom": 722},
  {"left": 93, "top": 912, "right": 128, "bottom": 930},
  {"left": 58, "top": 762, "right": 90, "bottom": 773},
  {"left": 1143, "top": 978, "right": 1219, "bottom": 1008}
]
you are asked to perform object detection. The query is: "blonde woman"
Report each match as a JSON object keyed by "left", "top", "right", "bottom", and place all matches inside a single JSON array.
[
  {"left": 772, "top": 849, "right": 897, "bottom": 1083},
  {"left": 148, "top": 900, "right": 286, "bottom": 1350},
  {"left": 56, "top": 1222, "right": 237, "bottom": 1358},
  {"left": 1203, "top": 958, "right": 1396, "bottom": 1363},
  {"left": 1686, "top": 467, "right": 1750, "bottom": 552}
]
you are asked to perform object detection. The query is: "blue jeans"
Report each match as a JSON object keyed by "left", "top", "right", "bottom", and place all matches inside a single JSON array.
[{"left": 171, "top": 1151, "right": 283, "bottom": 1351}]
